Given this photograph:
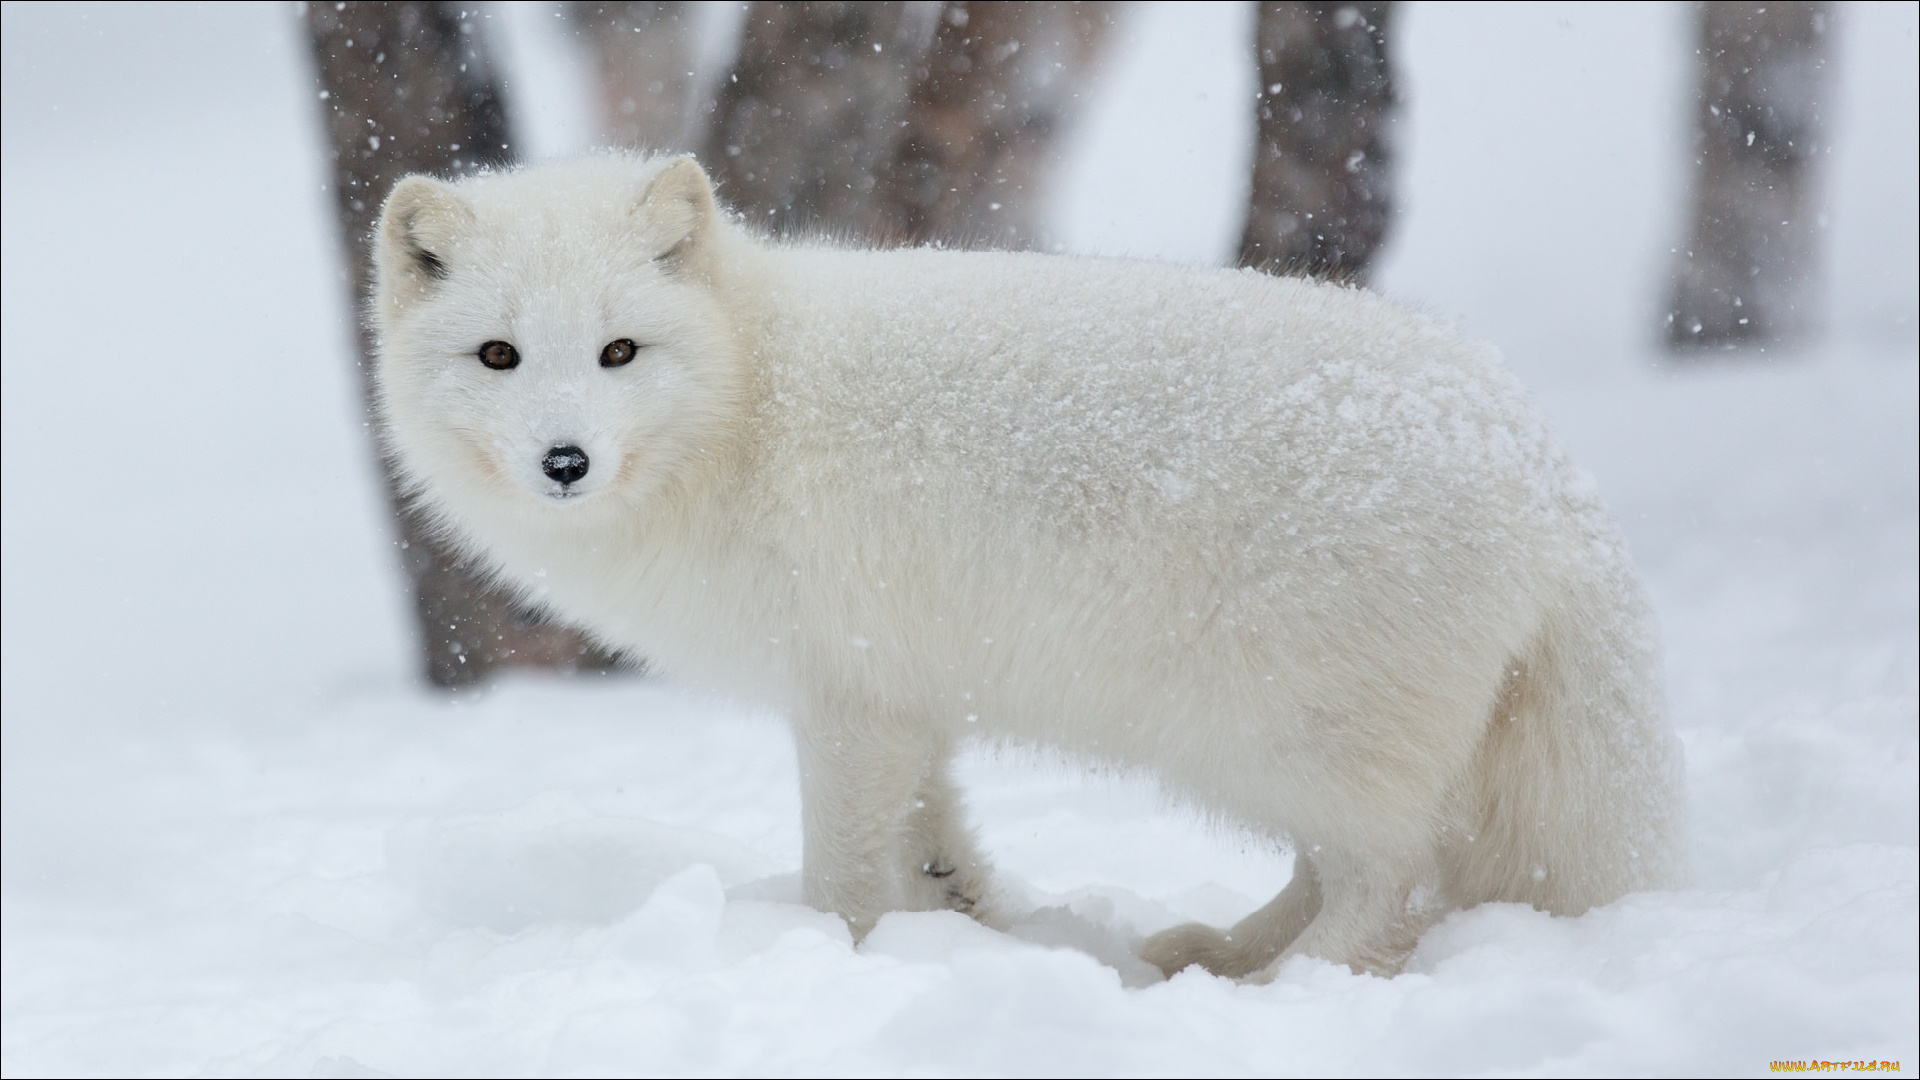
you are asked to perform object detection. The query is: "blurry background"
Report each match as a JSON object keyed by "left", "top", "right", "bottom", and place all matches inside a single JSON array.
[{"left": 3, "top": 3, "right": 1915, "bottom": 1075}]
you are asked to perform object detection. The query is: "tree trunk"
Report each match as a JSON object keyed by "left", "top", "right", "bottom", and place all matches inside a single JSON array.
[
  {"left": 566, "top": 1, "right": 699, "bottom": 152},
  {"left": 704, "top": 1, "right": 1111, "bottom": 247},
  {"left": 702, "top": 2, "right": 933, "bottom": 238},
  {"left": 865, "top": 1, "right": 1115, "bottom": 249},
  {"left": 306, "top": 1, "right": 617, "bottom": 687},
  {"left": 1666, "top": 2, "right": 1832, "bottom": 351},
  {"left": 1239, "top": 1, "right": 1396, "bottom": 282}
]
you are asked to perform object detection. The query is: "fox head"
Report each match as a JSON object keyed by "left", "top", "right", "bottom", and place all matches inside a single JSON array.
[{"left": 371, "top": 155, "right": 743, "bottom": 548}]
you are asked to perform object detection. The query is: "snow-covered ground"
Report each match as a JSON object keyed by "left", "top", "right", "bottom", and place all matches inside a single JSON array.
[{"left": 3, "top": 3, "right": 1914, "bottom": 1075}]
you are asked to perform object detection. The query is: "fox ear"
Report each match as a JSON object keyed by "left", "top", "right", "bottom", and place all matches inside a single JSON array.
[
  {"left": 376, "top": 175, "right": 475, "bottom": 304},
  {"left": 636, "top": 156, "right": 716, "bottom": 266}
]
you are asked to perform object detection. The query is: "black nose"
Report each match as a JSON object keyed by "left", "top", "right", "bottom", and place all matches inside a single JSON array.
[{"left": 542, "top": 445, "right": 589, "bottom": 485}]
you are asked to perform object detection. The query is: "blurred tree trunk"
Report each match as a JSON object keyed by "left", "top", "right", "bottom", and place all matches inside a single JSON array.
[
  {"left": 566, "top": 1, "right": 699, "bottom": 152},
  {"left": 1240, "top": 1, "right": 1396, "bottom": 282},
  {"left": 703, "top": 1, "right": 1110, "bottom": 246},
  {"left": 1666, "top": 1, "right": 1832, "bottom": 350},
  {"left": 866, "top": 1, "right": 1115, "bottom": 248},
  {"left": 702, "top": 2, "right": 932, "bottom": 237},
  {"left": 307, "top": 1, "right": 616, "bottom": 687}
]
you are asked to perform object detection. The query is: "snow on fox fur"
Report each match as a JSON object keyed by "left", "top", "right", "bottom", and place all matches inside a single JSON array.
[{"left": 370, "top": 154, "right": 1686, "bottom": 978}]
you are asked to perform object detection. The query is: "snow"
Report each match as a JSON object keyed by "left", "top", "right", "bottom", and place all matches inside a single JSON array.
[{"left": 2, "top": 2, "right": 1914, "bottom": 1076}]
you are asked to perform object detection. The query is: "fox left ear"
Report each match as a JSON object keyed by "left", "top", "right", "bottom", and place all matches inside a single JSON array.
[{"left": 636, "top": 156, "right": 717, "bottom": 267}]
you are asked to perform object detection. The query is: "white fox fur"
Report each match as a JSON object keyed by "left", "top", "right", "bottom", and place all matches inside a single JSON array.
[{"left": 370, "top": 155, "right": 1686, "bottom": 977}]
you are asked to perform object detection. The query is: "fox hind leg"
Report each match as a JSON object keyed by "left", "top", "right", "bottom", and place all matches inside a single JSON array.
[{"left": 897, "top": 751, "right": 1001, "bottom": 925}]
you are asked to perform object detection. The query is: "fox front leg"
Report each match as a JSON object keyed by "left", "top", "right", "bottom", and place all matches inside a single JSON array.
[{"left": 793, "top": 704, "right": 948, "bottom": 937}]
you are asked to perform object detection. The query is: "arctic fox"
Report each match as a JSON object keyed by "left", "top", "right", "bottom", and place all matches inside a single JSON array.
[{"left": 371, "top": 154, "right": 1685, "bottom": 978}]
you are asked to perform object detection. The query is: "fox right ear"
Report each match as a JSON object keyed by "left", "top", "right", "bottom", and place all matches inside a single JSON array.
[{"left": 375, "top": 175, "right": 475, "bottom": 304}]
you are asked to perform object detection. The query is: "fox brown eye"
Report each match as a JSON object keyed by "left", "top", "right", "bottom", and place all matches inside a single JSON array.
[
  {"left": 477, "top": 340, "right": 520, "bottom": 371},
  {"left": 600, "top": 339, "right": 639, "bottom": 368}
]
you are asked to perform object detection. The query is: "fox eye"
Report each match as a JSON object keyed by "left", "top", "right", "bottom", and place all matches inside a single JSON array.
[
  {"left": 600, "top": 339, "right": 639, "bottom": 368},
  {"left": 477, "top": 340, "right": 520, "bottom": 371}
]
